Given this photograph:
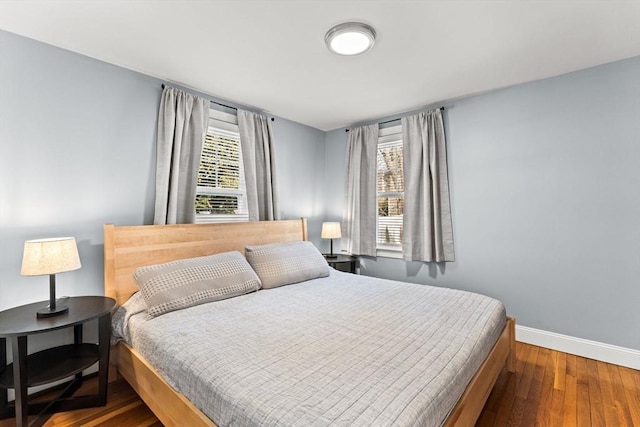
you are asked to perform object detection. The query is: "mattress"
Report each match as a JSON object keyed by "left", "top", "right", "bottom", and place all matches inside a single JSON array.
[{"left": 112, "top": 269, "right": 506, "bottom": 427}]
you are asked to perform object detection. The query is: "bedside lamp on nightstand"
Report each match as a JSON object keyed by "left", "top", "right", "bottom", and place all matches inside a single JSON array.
[
  {"left": 21, "top": 237, "right": 82, "bottom": 318},
  {"left": 321, "top": 222, "right": 341, "bottom": 259}
]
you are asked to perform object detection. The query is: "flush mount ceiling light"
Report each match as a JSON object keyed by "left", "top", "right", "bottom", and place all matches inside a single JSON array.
[{"left": 325, "top": 22, "right": 376, "bottom": 56}]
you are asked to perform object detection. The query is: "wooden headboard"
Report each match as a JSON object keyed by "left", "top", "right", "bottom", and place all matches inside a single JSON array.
[{"left": 104, "top": 218, "right": 308, "bottom": 306}]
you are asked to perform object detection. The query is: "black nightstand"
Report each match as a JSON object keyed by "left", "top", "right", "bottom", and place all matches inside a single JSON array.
[
  {"left": 323, "top": 254, "right": 358, "bottom": 274},
  {"left": 0, "top": 296, "right": 115, "bottom": 427}
]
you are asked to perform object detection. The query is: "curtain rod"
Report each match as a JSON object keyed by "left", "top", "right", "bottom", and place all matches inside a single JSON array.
[
  {"left": 161, "top": 84, "right": 275, "bottom": 121},
  {"left": 345, "top": 107, "right": 445, "bottom": 132},
  {"left": 162, "top": 83, "right": 238, "bottom": 111}
]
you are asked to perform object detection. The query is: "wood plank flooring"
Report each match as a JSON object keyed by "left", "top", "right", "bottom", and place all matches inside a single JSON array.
[
  {"left": 0, "top": 379, "right": 161, "bottom": 427},
  {"left": 477, "top": 343, "right": 639, "bottom": 426},
  {"left": 1, "top": 342, "right": 638, "bottom": 426}
]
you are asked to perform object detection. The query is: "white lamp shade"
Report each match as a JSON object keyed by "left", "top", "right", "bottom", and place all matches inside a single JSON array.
[
  {"left": 321, "top": 222, "right": 342, "bottom": 239},
  {"left": 21, "top": 237, "right": 82, "bottom": 276}
]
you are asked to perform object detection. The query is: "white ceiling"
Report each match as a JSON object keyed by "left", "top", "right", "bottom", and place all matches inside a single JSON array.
[{"left": 1, "top": 1, "right": 639, "bottom": 131}]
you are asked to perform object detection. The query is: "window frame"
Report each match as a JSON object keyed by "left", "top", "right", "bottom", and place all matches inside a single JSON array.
[
  {"left": 195, "top": 108, "right": 248, "bottom": 224},
  {"left": 376, "top": 124, "right": 404, "bottom": 259}
]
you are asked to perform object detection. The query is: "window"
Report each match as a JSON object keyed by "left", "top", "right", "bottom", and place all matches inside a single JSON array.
[
  {"left": 195, "top": 109, "right": 248, "bottom": 223},
  {"left": 376, "top": 124, "right": 403, "bottom": 253}
]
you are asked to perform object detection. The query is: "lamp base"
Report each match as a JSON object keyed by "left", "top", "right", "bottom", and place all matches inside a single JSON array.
[
  {"left": 37, "top": 304, "right": 69, "bottom": 318},
  {"left": 325, "top": 254, "right": 338, "bottom": 259}
]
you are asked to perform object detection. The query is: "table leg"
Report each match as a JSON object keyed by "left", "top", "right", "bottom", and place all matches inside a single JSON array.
[
  {"left": 74, "top": 324, "right": 84, "bottom": 382},
  {"left": 97, "top": 314, "right": 110, "bottom": 405},
  {"left": 0, "top": 338, "right": 6, "bottom": 417},
  {"left": 11, "top": 336, "right": 28, "bottom": 427},
  {"left": 74, "top": 324, "right": 83, "bottom": 344}
]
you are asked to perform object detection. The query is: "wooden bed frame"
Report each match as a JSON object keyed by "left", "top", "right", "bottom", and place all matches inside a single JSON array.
[{"left": 104, "top": 218, "right": 515, "bottom": 427}]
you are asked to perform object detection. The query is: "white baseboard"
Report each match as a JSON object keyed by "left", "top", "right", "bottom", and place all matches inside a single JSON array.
[{"left": 516, "top": 325, "right": 640, "bottom": 370}]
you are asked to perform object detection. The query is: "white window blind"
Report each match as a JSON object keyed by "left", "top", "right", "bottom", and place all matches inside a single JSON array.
[
  {"left": 195, "top": 109, "right": 248, "bottom": 223},
  {"left": 376, "top": 124, "right": 403, "bottom": 251}
]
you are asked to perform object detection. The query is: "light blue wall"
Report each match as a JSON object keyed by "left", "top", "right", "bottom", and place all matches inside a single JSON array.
[
  {"left": 271, "top": 116, "right": 326, "bottom": 248},
  {"left": 0, "top": 30, "right": 160, "bottom": 312},
  {"left": 0, "top": 30, "right": 326, "bottom": 316},
  {"left": 324, "top": 57, "right": 640, "bottom": 350}
]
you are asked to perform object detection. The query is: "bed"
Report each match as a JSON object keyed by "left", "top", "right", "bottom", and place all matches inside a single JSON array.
[{"left": 104, "top": 218, "right": 515, "bottom": 427}]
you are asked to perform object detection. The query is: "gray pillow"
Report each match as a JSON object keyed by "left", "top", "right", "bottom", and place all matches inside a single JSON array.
[
  {"left": 133, "top": 251, "right": 261, "bottom": 317},
  {"left": 245, "top": 241, "right": 329, "bottom": 289}
]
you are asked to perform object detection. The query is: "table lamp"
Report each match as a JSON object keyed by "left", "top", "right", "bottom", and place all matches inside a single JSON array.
[
  {"left": 321, "top": 222, "right": 341, "bottom": 259},
  {"left": 21, "top": 237, "right": 82, "bottom": 318}
]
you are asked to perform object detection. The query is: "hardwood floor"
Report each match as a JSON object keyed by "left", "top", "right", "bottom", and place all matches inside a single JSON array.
[
  {"left": 0, "top": 379, "right": 161, "bottom": 427},
  {"left": 478, "top": 343, "right": 639, "bottom": 427},
  {"left": 1, "top": 342, "right": 638, "bottom": 426}
]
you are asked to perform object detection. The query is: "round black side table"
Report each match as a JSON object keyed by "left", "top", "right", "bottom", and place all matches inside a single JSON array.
[
  {"left": 323, "top": 254, "right": 358, "bottom": 274},
  {"left": 0, "top": 296, "right": 115, "bottom": 427}
]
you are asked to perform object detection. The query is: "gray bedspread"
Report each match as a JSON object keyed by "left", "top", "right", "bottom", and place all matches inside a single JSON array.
[{"left": 113, "top": 270, "right": 506, "bottom": 427}]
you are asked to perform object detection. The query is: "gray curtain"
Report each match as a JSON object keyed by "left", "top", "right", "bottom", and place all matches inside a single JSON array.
[
  {"left": 342, "top": 124, "right": 378, "bottom": 256},
  {"left": 238, "top": 110, "right": 280, "bottom": 221},
  {"left": 153, "top": 86, "right": 209, "bottom": 225},
  {"left": 401, "top": 109, "right": 455, "bottom": 262}
]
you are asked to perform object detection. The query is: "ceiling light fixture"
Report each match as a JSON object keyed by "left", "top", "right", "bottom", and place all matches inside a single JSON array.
[{"left": 325, "top": 22, "right": 376, "bottom": 56}]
